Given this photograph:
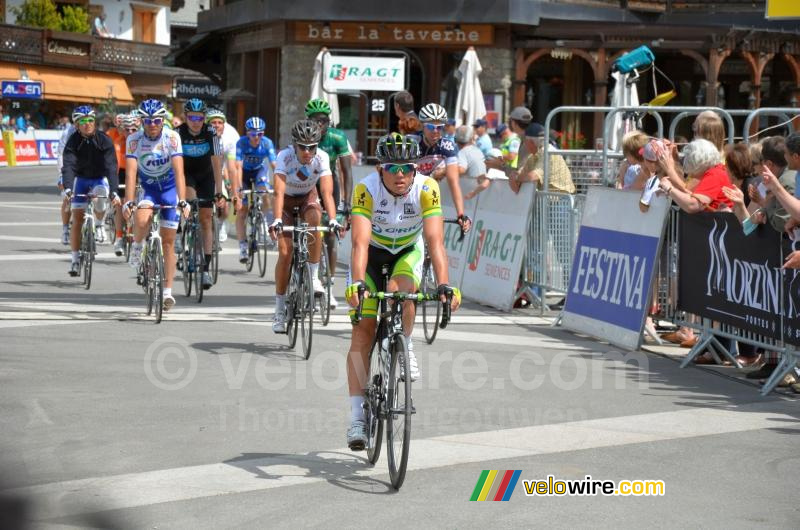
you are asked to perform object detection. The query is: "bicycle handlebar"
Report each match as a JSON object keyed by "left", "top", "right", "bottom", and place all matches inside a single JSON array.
[
  {"left": 351, "top": 288, "right": 452, "bottom": 328},
  {"left": 444, "top": 217, "right": 466, "bottom": 243}
]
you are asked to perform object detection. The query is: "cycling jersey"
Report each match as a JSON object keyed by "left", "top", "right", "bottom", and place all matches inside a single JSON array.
[
  {"left": 351, "top": 172, "right": 442, "bottom": 253},
  {"left": 177, "top": 123, "right": 220, "bottom": 179},
  {"left": 220, "top": 123, "right": 239, "bottom": 162},
  {"left": 416, "top": 137, "right": 458, "bottom": 177},
  {"left": 61, "top": 130, "right": 119, "bottom": 193},
  {"left": 107, "top": 128, "right": 127, "bottom": 172},
  {"left": 274, "top": 147, "right": 332, "bottom": 197},
  {"left": 126, "top": 129, "right": 183, "bottom": 191},
  {"left": 318, "top": 127, "right": 350, "bottom": 176},
  {"left": 236, "top": 136, "right": 277, "bottom": 171}
]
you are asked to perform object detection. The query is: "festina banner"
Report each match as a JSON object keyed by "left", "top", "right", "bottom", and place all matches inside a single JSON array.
[
  {"left": 562, "top": 188, "right": 669, "bottom": 350},
  {"left": 679, "top": 211, "right": 800, "bottom": 345},
  {"left": 322, "top": 54, "right": 405, "bottom": 92}
]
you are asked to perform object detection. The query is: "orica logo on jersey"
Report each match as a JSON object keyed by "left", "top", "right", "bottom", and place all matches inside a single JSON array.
[{"left": 372, "top": 221, "right": 421, "bottom": 234}]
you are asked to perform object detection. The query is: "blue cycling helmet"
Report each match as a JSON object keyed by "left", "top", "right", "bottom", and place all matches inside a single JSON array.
[
  {"left": 245, "top": 116, "right": 265, "bottom": 131},
  {"left": 185, "top": 98, "right": 206, "bottom": 114},
  {"left": 71, "top": 105, "right": 95, "bottom": 122},
  {"left": 138, "top": 99, "right": 168, "bottom": 118}
]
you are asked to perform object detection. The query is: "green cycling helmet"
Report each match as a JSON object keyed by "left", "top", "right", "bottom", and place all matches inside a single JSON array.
[{"left": 305, "top": 98, "right": 331, "bottom": 117}]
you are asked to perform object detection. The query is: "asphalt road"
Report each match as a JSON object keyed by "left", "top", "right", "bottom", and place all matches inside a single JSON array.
[{"left": 0, "top": 166, "right": 798, "bottom": 529}]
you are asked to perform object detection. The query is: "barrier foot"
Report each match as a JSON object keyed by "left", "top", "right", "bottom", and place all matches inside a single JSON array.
[
  {"left": 643, "top": 320, "right": 663, "bottom": 345},
  {"left": 760, "top": 351, "right": 799, "bottom": 396},
  {"left": 551, "top": 311, "right": 563, "bottom": 327},
  {"left": 705, "top": 335, "right": 742, "bottom": 369}
]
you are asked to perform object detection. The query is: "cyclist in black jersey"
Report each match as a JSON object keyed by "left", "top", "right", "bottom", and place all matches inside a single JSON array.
[{"left": 177, "top": 98, "right": 224, "bottom": 289}]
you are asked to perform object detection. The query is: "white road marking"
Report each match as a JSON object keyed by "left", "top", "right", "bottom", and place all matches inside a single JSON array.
[
  {"left": 0, "top": 320, "right": 103, "bottom": 329},
  {"left": 0, "top": 204, "right": 60, "bottom": 210},
  {"left": 0, "top": 235, "right": 62, "bottom": 243},
  {"left": 0, "top": 222, "right": 63, "bottom": 226},
  {"left": 5, "top": 403, "right": 794, "bottom": 519}
]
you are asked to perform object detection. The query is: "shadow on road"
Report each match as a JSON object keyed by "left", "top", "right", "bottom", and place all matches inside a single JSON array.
[
  {"left": 191, "top": 341, "right": 306, "bottom": 360},
  {"left": 223, "top": 451, "right": 395, "bottom": 495}
]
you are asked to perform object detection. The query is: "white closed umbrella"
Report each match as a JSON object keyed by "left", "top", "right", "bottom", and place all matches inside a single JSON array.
[
  {"left": 609, "top": 71, "right": 639, "bottom": 151},
  {"left": 310, "top": 47, "right": 340, "bottom": 126},
  {"left": 453, "top": 46, "right": 486, "bottom": 127}
]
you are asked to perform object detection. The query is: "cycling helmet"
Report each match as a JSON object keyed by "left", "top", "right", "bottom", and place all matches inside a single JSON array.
[
  {"left": 305, "top": 98, "right": 331, "bottom": 117},
  {"left": 205, "top": 108, "right": 226, "bottom": 122},
  {"left": 290, "top": 119, "right": 322, "bottom": 144},
  {"left": 418, "top": 103, "right": 447, "bottom": 123},
  {"left": 184, "top": 98, "right": 206, "bottom": 114},
  {"left": 138, "top": 99, "right": 168, "bottom": 118},
  {"left": 121, "top": 114, "right": 138, "bottom": 129},
  {"left": 375, "top": 133, "right": 420, "bottom": 163},
  {"left": 71, "top": 105, "right": 95, "bottom": 122},
  {"left": 245, "top": 116, "right": 265, "bottom": 131}
]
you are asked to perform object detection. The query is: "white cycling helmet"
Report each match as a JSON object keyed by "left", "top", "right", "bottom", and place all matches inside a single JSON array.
[{"left": 419, "top": 103, "right": 447, "bottom": 123}]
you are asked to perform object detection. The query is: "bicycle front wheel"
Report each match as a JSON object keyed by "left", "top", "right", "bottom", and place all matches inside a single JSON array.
[
  {"left": 300, "top": 263, "right": 314, "bottom": 360},
  {"left": 387, "top": 333, "right": 412, "bottom": 490},
  {"left": 246, "top": 213, "right": 256, "bottom": 272},
  {"left": 420, "top": 259, "right": 441, "bottom": 344},
  {"left": 152, "top": 242, "right": 165, "bottom": 323},
  {"left": 144, "top": 244, "right": 154, "bottom": 316},
  {"left": 181, "top": 228, "right": 192, "bottom": 297},
  {"left": 211, "top": 214, "right": 220, "bottom": 284},
  {"left": 365, "top": 331, "right": 386, "bottom": 465},
  {"left": 256, "top": 215, "right": 268, "bottom": 278},
  {"left": 83, "top": 223, "right": 95, "bottom": 290},
  {"left": 318, "top": 246, "right": 331, "bottom": 326},
  {"left": 193, "top": 224, "right": 204, "bottom": 304}
]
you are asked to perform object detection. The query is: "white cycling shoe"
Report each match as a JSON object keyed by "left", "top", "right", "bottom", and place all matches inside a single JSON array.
[
  {"left": 347, "top": 419, "right": 367, "bottom": 451},
  {"left": 272, "top": 310, "right": 287, "bottom": 333}
]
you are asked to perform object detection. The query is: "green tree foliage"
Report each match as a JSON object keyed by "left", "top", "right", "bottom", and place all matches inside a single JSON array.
[
  {"left": 11, "top": 0, "right": 62, "bottom": 31},
  {"left": 12, "top": 0, "right": 91, "bottom": 33},
  {"left": 59, "top": 5, "right": 90, "bottom": 34}
]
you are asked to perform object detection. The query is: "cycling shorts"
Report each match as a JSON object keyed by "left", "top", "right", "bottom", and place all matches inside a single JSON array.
[
  {"left": 280, "top": 188, "right": 321, "bottom": 235},
  {"left": 138, "top": 185, "right": 180, "bottom": 230},
  {"left": 347, "top": 239, "right": 424, "bottom": 319},
  {"left": 71, "top": 177, "right": 110, "bottom": 210},
  {"left": 185, "top": 171, "right": 215, "bottom": 207}
]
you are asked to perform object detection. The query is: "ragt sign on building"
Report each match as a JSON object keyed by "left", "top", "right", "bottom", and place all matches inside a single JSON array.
[{"left": 322, "top": 54, "right": 405, "bottom": 92}]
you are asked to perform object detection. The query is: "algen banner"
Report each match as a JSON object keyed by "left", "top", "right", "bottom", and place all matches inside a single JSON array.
[{"left": 322, "top": 55, "right": 405, "bottom": 92}]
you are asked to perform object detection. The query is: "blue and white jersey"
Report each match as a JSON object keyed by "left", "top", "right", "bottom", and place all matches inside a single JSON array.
[
  {"left": 126, "top": 129, "right": 183, "bottom": 189},
  {"left": 236, "top": 136, "right": 277, "bottom": 171}
]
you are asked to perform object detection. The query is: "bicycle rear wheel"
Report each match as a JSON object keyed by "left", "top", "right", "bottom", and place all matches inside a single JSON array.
[
  {"left": 318, "top": 246, "right": 331, "bottom": 326},
  {"left": 256, "top": 214, "right": 268, "bottom": 278},
  {"left": 124, "top": 228, "right": 132, "bottom": 262},
  {"left": 144, "top": 244, "right": 154, "bottom": 316},
  {"left": 420, "top": 259, "right": 441, "bottom": 344},
  {"left": 181, "top": 228, "right": 192, "bottom": 297},
  {"left": 152, "top": 242, "right": 165, "bottom": 323},
  {"left": 193, "top": 223, "right": 204, "bottom": 303},
  {"left": 365, "top": 331, "right": 385, "bottom": 465},
  {"left": 300, "top": 263, "right": 314, "bottom": 360},
  {"left": 387, "top": 333, "right": 412, "bottom": 490},
  {"left": 211, "top": 214, "right": 220, "bottom": 284}
]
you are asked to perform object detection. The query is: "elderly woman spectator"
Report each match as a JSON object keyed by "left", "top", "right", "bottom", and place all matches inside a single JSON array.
[
  {"left": 455, "top": 125, "right": 490, "bottom": 201},
  {"left": 658, "top": 138, "right": 733, "bottom": 213}
]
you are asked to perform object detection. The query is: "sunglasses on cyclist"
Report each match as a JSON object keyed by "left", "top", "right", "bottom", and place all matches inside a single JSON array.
[
  {"left": 125, "top": 128, "right": 139, "bottom": 134},
  {"left": 423, "top": 123, "right": 445, "bottom": 132},
  {"left": 382, "top": 163, "right": 416, "bottom": 175},
  {"left": 295, "top": 143, "right": 318, "bottom": 152},
  {"left": 186, "top": 114, "right": 205, "bottom": 122},
  {"left": 247, "top": 131, "right": 264, "bottom": 138},
  {"left": 143, "top": 117, "right": 164, "bottom": 126},
  {"left": 312, "top": 116, "right": 330, "bottom": 125},
  {"left": 77, "top": 117, "right": 95, "bottom": 125}
]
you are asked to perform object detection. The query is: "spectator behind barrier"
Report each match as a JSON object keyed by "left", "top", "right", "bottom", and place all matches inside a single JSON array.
[
  {"left": 693, "top": 110, "right": 726, "bottom": 155},
  {"left": 509, "top": 122, "right": 575, "bottom": 194},
  {"left": 745, "top": 136, "right": 796, "bottom": 233},
  {"left": 393, "top": 90, "right": 422, "bottom": 136},
  {"left": 761, "top": 134, "right": 800, "bottom": 265},
  {"left": 455, "top": 125, "right": 489, "bottom": 200},
  {"left": 617, "top": 130, "right": 649, "bottom": 190},
  {"left": 473, "top": 118, "right": 493, "bottom": 158},
  {"left": 658, "top": 138, "right": 733, "bottom": 213}
]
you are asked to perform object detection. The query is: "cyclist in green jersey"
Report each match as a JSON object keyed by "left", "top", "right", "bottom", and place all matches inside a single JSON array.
[{"left": 305, "top": 98, "right": 353, "bottom": 309}]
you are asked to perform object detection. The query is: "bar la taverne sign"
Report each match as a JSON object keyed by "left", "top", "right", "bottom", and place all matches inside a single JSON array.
[{"left": 295, "top": 22, "right": 494, "bottom": 46}]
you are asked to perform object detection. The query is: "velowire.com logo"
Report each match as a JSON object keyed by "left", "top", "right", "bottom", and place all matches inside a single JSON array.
[{"left": 470, "top": 470, "right": 522, "bottom": 501}]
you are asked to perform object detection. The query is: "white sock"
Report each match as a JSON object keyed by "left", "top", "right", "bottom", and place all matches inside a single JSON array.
[
  {"left": 276, "top": 294, "right": 286, "bottom": 312},
  {"left": 132, "top": 242, "right": 143, "bottom": 252},
  {"left": 62, "top": 224, "right": 69, "bottom": 231},
  {"left": 163, "top": 287, "right": 172, "bottom": 298},
  {"left": 350, "top": 396, "right": 365, "bottom": 422},
  {"left": 407, "top": 336, "right": 414, "bottom": 351},
  {"left": 239, "top": 240, "right": 247, "bottom": 249},
  {"left": 71, "top": 251, "right": 79, "bottom": 262},
  {"left": 309, "top": 262, "right": 319, "bottom": 279}
]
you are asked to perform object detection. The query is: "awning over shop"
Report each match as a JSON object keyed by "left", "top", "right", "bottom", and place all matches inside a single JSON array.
[
  {"left": 0, "top": 62, "right": 134, "bottom": 104},
  {"left": 125, "top": 73, "right": 173, "bottom": 97}
]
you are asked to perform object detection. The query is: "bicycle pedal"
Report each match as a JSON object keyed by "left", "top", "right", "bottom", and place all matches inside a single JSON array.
[{"left": 136, "top": 274, "right": 143, "bottom": 286}]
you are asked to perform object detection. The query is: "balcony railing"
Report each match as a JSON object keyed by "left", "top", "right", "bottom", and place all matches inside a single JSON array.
[{"left": 0, "top": 23, "right": 170, "bottom": 74}]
